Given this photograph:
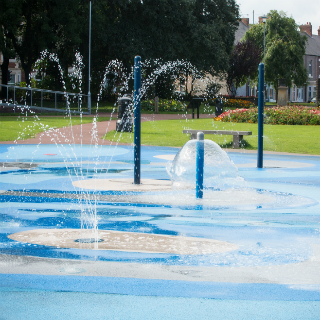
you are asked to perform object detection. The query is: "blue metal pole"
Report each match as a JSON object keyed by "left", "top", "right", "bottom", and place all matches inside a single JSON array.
[
  {"left": 88, "top": 0, "right": 92, "bottom": 114},
  {"left": 257, "top": 63, "right": 264, "bottom": 168},
  {"left": 196, "top": 132, "right": 204, "bottom": 199},
  {"left": 134, "top": 56, "right": 141, "bottom": 184}
]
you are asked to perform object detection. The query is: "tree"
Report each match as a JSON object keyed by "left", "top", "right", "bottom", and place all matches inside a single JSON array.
[
  {"left": 0, "top": 0, "right": 19, "bottom": 96},
  {"left": 189, "top": 0, "right": 240, "bottom": 75},
  {"left": 244, "top": 10, "right": 308, "bottom": 94},
  {"left": 1, "top": 0, "right": 240, "bottom": 99},
  {"left": 0, "top": 0, "right": 83, "bottom": 86},
  {"left": 85, "top": 0, "right": 239, "bottom": 98},
  {"left": 227, "top": 38, "right": 262, "bottom": 96}
]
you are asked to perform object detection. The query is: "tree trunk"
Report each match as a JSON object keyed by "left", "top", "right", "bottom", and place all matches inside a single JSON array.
[{"left": 1, "top": 57, "right": 9, "bottom": 99}]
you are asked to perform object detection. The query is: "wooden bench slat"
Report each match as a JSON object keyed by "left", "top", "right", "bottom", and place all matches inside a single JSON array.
[
  {"left": 182, "top": 129, "right": 252, "bottom": 149},
  {"left": 182, "top": 130, "right": 252, "bottom": 136}
]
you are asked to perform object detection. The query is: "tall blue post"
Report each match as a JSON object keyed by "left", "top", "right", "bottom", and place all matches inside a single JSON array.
[
  {"left": 257, "top": 63, "right": 264, "bottom": 168},
  {"left": 87, "top": 0, "right": 92, "bottom": 114},
  {"left": 134, "top": 56, "right": 141, "bottom": 184},
  {"left": 196, "top": 132, "right": 204, "bottom": 199}
]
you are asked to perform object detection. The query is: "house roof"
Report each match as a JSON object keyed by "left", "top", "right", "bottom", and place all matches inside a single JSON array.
[
  {"left": 300, "top": 32, "right": 320, "bottom": 56},
  {"left": 235, "top": 21, "right": 250, "bottom": 44}
]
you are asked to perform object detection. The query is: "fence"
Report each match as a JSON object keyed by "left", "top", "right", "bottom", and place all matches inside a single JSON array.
[{"left": 0, "top": 84, "right": 89, "bottom": 114}]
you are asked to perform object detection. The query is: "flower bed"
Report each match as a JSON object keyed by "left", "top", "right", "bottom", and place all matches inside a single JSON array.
[
  {"left": 215, "top": 106, "right": 320, "bottom": 125},
  {"left": 141, "top": 99, "right": 187, "bottom": 112}
]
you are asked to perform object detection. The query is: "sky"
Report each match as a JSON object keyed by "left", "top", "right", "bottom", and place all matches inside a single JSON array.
[{"left": 237, "top": 0, "right": 320, "bottom": 34}]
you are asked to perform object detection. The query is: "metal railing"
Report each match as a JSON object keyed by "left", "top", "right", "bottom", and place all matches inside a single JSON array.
[{"left": 0, "top": 84, "right": 90, "bottom": 114}]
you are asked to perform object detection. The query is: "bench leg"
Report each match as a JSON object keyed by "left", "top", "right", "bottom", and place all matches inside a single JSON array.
[{"left": 233, "top": 135, "right": 243, "bottom": 148}]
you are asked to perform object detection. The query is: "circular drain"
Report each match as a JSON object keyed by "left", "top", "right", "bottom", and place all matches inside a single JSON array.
[{"left": 74, "top": 238, "right": 104, "bottom": 243}]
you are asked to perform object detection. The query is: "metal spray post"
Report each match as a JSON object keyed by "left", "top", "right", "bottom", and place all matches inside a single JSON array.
[
  {"left": 196, "top": 132, "right": 204, "bottom": 199},
  {"left": 134, "top": 56, "right": 141, "bottom": 184}
]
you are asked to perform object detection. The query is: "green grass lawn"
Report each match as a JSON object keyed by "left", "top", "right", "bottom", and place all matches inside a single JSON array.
[
  {"left": 1, "top": 114, "right": 320, "bottom": 155},
  {"left": 104, "top": 119, "right": 320, "bottom": 155},
  {"left": 0, "top": 116, "right": 110, "bottom": 141}
]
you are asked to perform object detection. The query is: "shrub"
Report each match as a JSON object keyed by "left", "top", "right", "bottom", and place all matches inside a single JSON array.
[
  {"left": 224, "top": 99, "right": 254, "bottom": 109},
  {"left": 207, "top": 98, "right": 255, "bottom": 109},
  {"left": 14, "top": 79, "right": 39, "bottom": 103},
  {"left": 141, "top": 99, "right": 187, "bottom": 112},
  {"left": 215, "top": 106, "right": 320, "bottom": 125}
]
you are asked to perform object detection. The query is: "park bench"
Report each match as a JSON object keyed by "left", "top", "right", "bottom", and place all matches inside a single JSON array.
[{"left": 182, "top": 129, "right": 252, "bottom": 149}]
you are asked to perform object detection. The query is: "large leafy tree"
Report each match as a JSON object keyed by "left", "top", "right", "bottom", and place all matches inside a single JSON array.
[
  {"left": 227, "top": 38, "right": 262, "bottom": 96},
  {"left": 86, "top": 0, "right": 239, "bottom": 95},
  {"left": 244, "top": 10, "right": 308, "bottom": 93},
  {"left": 0, "top": 0, "right": 83, "bottom": 86},
  {"left": 189, "top": 0, "right": 240, "bottom": 75},
  {"left": 0, "top": 0, "right": 19, "bottom": 91},
  {"left": 1, "top": 0, "right": 240, "bottom": 97}
]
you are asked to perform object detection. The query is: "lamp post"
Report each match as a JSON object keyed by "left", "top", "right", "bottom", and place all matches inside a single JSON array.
[
  {"left": 262, "top": 16, "right": 267, "bottom": 103},
  {"left": 257, "top": 16, "right": 267, "bottom": 169},
  {"left": 88, "top": 0, "right": 92, "bottom": 114},
  {"left": 262, "top": 16, "right": 267, "bottom": 61}
]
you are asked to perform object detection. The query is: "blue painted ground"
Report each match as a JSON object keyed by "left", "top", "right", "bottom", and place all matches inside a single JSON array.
[
  {"left": 1, "top": 274, "right": 320, "bottom": 319},
  {"left": 1, "top": 143, "right": 320, "bottom": 319}
]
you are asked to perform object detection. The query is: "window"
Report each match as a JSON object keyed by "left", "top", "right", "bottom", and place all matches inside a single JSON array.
[
  {"left": 309, "top": 60, "right": 312, "bottom": 77},
  {"left": 8, "top": 73, "right": 15, "bottom": 84},
  {"left": 308, "top": 86, "right": 312, "bottom": 101},
  {"left": 292, "top": 85, "right": 296, "bottom": 101},
  {"left": 270, "top": 88, "right": 274, "bottom": 99},
  {"left": 297, "top": 87, "right": 304, "bottom": 101}
]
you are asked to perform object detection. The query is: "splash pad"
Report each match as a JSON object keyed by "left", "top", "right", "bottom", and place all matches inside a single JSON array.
[
  {"left": 1, "top": 138, "right": 320, "bottom": 319},
  {"left": 0, "top": 142, "right": 318, "bottom": 266},
  {"left": 1, "top": 55, "right": 320, "bottom": 318}
]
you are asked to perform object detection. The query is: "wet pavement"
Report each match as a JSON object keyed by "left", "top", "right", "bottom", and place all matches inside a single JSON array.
[{"left": 1, "top": 118, "right": 320, "bottom": 319}]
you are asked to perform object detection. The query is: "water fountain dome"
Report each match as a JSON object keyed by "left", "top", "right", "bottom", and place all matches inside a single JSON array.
[{"left": 167, "top": 138, "right": 243, "bottom": 191}]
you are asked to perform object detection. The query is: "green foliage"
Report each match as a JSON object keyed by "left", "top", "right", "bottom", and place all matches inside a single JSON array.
[
  {"left": 227, "top": 38, "right": 262, "bottom": 94},
  {"left": 205, "top": 81, "right": 222, "bottom": 100},
  {"left": 223, "top": 99, "right": 255, "bottom": 109},
  {"left": 0, "top": 0, "right": 83, "bottom": 85},
  {"left": 207, "top": 98, "right": 255, "bottom": 109},
  {"left": 19, "top": 79, "right": 37, "bottom": 89},
  {"left": 217, "top": 106, "right": 320, "bottom": 125},
  {"left": 13, "top": 79, "right": 39, "bottom": 102},
  {"left": 244, "top": 10, "right": 308, "bottom": 91},
  {"left": 87, "top": 0, "right": 240, "bottom": 95},
  {"left": 141, "top": 99, "right": 187, "bottom": 112},
  {"left": 1, "top": 0, "right": 240, "bottom": 97}
]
